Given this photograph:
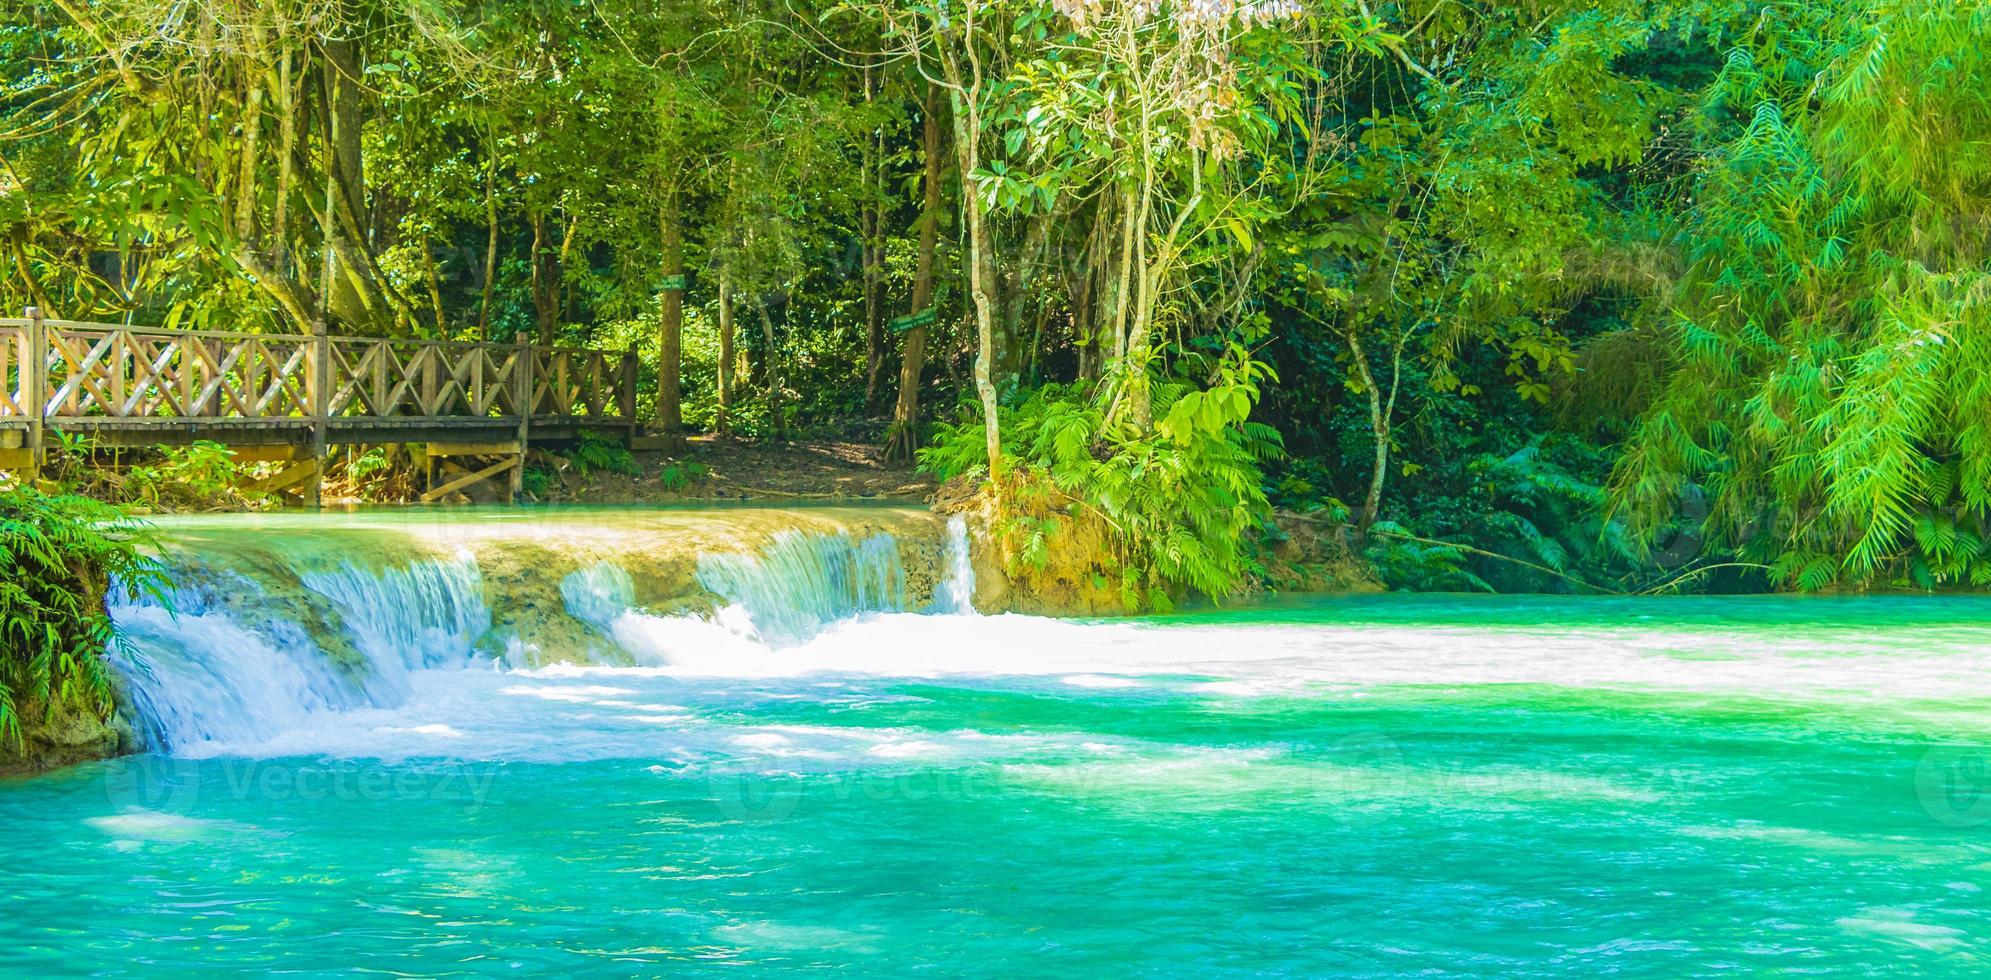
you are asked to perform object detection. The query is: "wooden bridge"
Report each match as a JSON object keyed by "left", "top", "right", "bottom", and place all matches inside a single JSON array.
[{"left": 0, "top": 308, "right": 642, "bottom": 503}]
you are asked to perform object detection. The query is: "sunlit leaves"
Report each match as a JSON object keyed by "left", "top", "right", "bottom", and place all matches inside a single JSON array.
[{"left": 1613, "top": 1, "right": 1991, "bottom": 589}]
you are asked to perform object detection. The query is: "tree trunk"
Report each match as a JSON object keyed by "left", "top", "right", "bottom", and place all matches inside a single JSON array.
[
  {"left": 758, "top": 300, "right": 785, "bottom": 441},
  {"left": 937, "top": 45, "right": 1003, "bottom": 481},
  {"left": 861, "top": 62, "right": 887, "bottom": 408},
  {"left": 717, "top": 269, "right": 735, "bottom": 434},
  {"left": 1347, "top": 328, "right": 1387, "bottom": 544},
  {"left": 318, "top": 36, "right": 400, "bottom": 333},
  {"left": 479, "top": 146, "right": 497, "bottom": 339},
  {"left": 1002, "top": 213, "right": 1050, "bottom": 380},
  {"left": 529, "top": 211, "right": 559, "bottom": 343},
  {"left": 885, "top": 85, "right": 944, "bottom": 463},
  {"left": 656, "top": 196, "right": 685, "bottom": 437},
  {"left": 422, "top": 233, "right": 446, "bottom": 336},
  {"left": 233, "top": 75, "right": 264, "bottom": 242},
  {"left": 317, "top": 44, "right": 363, "bottom": 330},
  {"left": 954, "top": 121, "right": 1004, "bottom": 480}
]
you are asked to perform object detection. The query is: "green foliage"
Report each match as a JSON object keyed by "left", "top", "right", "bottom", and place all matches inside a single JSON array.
[
  {"left": 1364, "top": 521, "right": 1492, "bottom": 594},
  {"left": 0, "top": 486, "right": 164, "bottom": 752},
  {"left": 519, "top": 464, "right": 556, "bottom": 500},
  {"left": 347, "top": 447, "right": 397, "bottom": 483},
  {"left": 1611, "top": 2, "right": 1991, "bottom": 590},
  {"left": 658, "top": 461, "right": 711, "bottom": 492},
  {"left": 33, "top": 438, "right": 268, "bottom": 511},
  {"left": 566, "top": 433, "right": 640, "bottom": 478},
  {"left": 923, "top": 344, "right": 1280, "bottom": 608},
  {"left": 1372, "top": 436, "right": 1666, "bottom": 593},
  {"left": 19, "top": 0, "right": 1991, "bottom": 599},
  {"left": 124, "top": 442, "right": 264, "bottom": 511}
]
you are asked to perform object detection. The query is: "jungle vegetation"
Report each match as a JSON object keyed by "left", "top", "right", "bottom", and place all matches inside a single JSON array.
[
  {"left": 3, "top": 0, "right": 1989, "bottom": 602},
  {"left": 0, "top": 485, "right": 159, "bottom": 757}
]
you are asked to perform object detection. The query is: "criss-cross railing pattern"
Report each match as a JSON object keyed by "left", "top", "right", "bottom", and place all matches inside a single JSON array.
[
  {"left": 328, "top": 337, "right": 529, "bottom": 419},
  {"left": 0, "top": 317, "right": 635, "bottom": 427},
  {"left": 532, "top": 347, "right": 633, "bottom": 418},
  {"left": 38, "top": 327, "right": 316, "bottom": 419}
]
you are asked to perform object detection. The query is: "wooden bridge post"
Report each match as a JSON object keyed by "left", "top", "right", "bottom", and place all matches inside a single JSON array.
[
  {"left": 23, "top": 307, "right": 44, "bottom": 481},
  {"left": 306, "top": 322, "right": 330, "bottom": 507}
]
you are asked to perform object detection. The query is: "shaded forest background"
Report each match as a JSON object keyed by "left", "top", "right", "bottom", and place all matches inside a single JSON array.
[{"left": 5, "top": 0, "right": 1991, "bottom": 601}]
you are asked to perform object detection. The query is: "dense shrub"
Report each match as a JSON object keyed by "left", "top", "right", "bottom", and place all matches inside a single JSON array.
[
  {"left": 923, "top": 347, "right": 1280, "bottom": 611},
  {"left": 0, "top": 486, "right": 164, "bottom": 751}
]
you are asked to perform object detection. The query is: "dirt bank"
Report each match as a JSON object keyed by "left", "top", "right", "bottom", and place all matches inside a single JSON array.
[{"left": 539, "top": 437, "right": 935, "bottom": 505}]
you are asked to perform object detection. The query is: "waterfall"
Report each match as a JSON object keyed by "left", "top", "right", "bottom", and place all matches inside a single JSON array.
[
  {"left": 693, "top": 529, "right": 909, "bottom": 647},
  {"left": 559, "top": 526, "right": 953, "bottom": 665},
  {"left": 299, "top": 555, "right": 489, "bottom": 703},
  {"left": 934, "top": 515, "right": 976, "bottom": 614},
  {"left": 556, "top": 560, "right": 747, "bottom": 667},
  {"left": 560, "top": 561, "right": 637, "bottom": 636},
  {"left": 107, "top": 552, "right": 485, "bottom": 753},
  {"left": 105, "top": 510, "right": 977, "bottom": 755},
  {"left": 110, "top": 581, "right": 368, "bottom": 753}
]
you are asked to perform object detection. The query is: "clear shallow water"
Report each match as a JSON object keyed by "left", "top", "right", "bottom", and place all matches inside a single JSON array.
[{"left": 6, "top": 593, "right": 1991, "bottom": 975}]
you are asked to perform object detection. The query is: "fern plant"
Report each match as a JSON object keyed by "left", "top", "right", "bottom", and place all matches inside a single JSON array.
[
  {"left": 0, "top": 486, "right": 165, "bottom": 754},
  {"left": 567, "top": 432, "right": 640, "bottom": 477},
  {"left": 658, "top": 460, "right": 709, "bottom": 492}
]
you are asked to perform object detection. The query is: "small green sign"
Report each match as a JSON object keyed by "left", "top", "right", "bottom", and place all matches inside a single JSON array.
[
  {"left": 889, "top": 307, "right": 937, "bottom": 334},
  {"left": 660, "top": 274, "right": 687, "bottom": 291}
]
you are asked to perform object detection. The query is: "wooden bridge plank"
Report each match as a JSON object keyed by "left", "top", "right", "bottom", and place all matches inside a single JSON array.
[
  {"left": 247, "top": 458, "right": 319, "bottom": 494},
  {"left": 420, "top": 455, "right": 518, "bottom": 502},
  {"left": 426, "top": 440, "right": 523, "bottom": 457}
]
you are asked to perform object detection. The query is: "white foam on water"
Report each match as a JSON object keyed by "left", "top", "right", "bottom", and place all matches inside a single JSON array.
[
  {"left": 104, "top": 512, "right": 1991, "bottom": 766},
  {"left": 1835, "top": 907, "right": 1969, "bottom": 952},
  {"left": 1064, "top": 674, "right": 1144, "bottom": 689},
  {"left": 541, "top": 611, "right": 1991, "bottom": 713},
  {"left": 109, "top": 598, "right": 368, "bottom": 753},
  {"left": 86, "top": 810, "right": 221, "bottom": 842}
]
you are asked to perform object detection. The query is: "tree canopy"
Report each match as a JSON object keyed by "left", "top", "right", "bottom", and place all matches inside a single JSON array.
[{"left": 6, "top": 0, "right": 1990, "bottom": 599}]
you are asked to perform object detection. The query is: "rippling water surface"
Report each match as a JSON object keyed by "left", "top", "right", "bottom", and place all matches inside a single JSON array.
[{"left": 6, "top": 594, "right": 1991, "bottom": 975}]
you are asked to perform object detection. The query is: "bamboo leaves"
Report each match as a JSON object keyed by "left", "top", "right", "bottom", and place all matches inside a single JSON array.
[{"left": 1613, "top": 1, "right": 1991, "bottom": 589}]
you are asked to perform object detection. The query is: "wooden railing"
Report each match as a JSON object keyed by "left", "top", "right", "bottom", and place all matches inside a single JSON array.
[{"left": 0, "top": 314, "right": 637, "bottom": 428}]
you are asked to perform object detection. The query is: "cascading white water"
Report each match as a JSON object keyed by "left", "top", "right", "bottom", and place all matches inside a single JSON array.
[
  {"left": 935, "top": 515, "right": 976, "bottom": 614},
  {"left": 299, "top": 555, "right": 489, "bottom": 702},
  {"left": 108, "top": 554, "right": 490, "bottom": 754},
  {"left": 110, "top": 579, "right": 369, "bottom": 753},
  {"left": 693, "top": 529, "right": 908, "bottom": 646},
  {"left": 558, "top": 524, "right": 975, "bottom": 667},
  {"left": 556, "top": 560, "right": 750, "bottom": 667},
  {"left": 107, "top": 518, "right": 976, "bottom": 755},
  {"left": 560, "top": 561, "right": 637, "bottom": 636}
]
